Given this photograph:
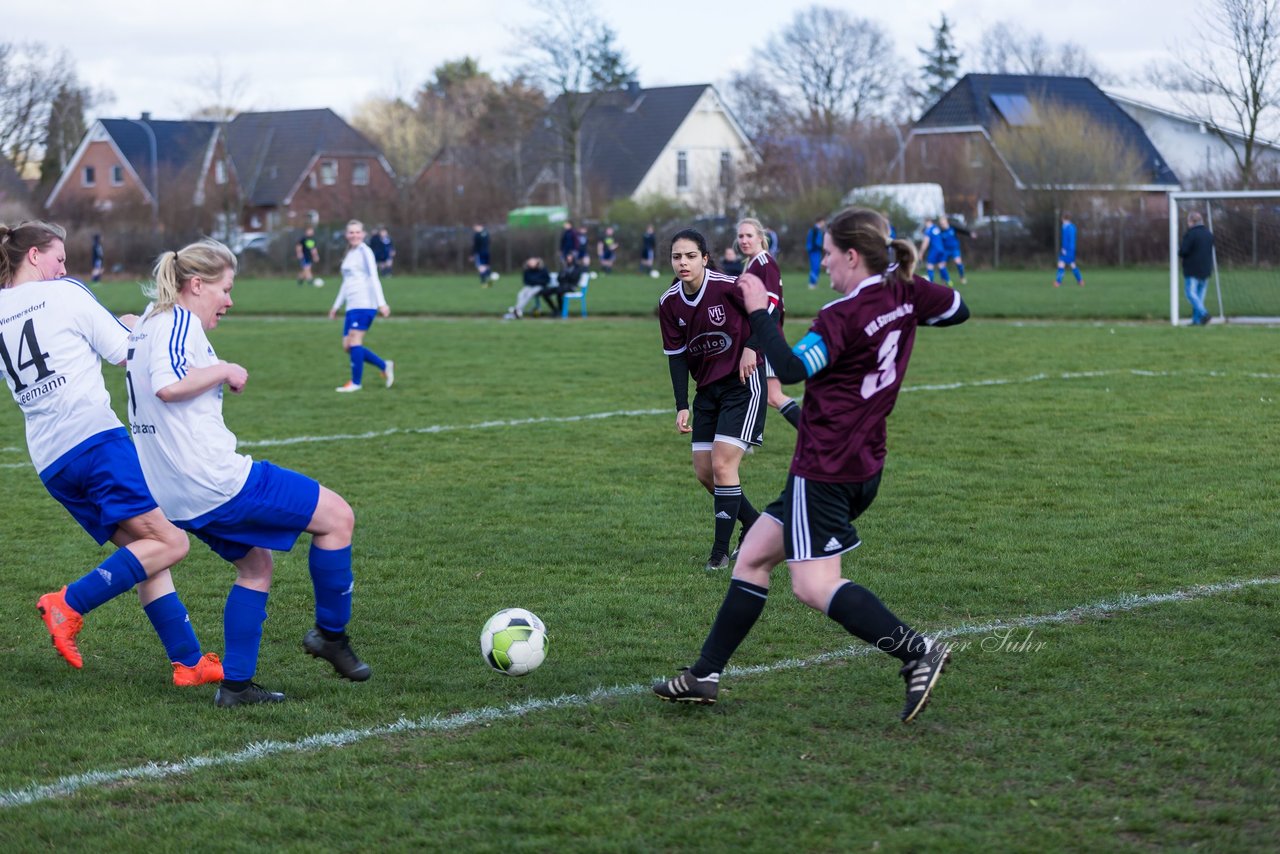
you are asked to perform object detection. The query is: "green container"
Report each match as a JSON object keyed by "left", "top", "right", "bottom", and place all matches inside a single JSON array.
[{"left": 507, "top": 206, "right": 570, "bottom": 229}]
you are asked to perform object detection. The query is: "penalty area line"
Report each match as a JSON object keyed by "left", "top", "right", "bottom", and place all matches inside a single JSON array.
[{"left": 1, "top": 576, "right": 1276, "bottom": 809}]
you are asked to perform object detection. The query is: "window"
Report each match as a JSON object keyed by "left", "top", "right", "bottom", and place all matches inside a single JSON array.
[
  {"left": 215, "top": 160, "right": 227, "bottom": 185},
  {"left": 82, "top": 166, "right": 96, "bottom": 187},
  {"left": 676, "top": 151, "right": 688, "bottom": 191},
  {"left": 352, "top": 160, "right": 370, "bottom": 186},
  {"left": 990, "top": 93, "right": 1038, "bottom": 126},
  {"left": 719, "top": 151, "right": 732, "bottom": 189},
  {"left": 110, "top": 165, "right": 124, "bottom": 186},
  {"left": 319, "top": 160, "right": 338, "bottom": 186},
  {"left": 308, "top": 172, "right": 317, "bottom": 189}
]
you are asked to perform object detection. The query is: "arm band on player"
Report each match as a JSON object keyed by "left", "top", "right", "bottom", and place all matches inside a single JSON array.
[
  {"left": 668, "top": 353, "right": 690, "bottom": 411},
  {"left": 747, "top": 310, "right": 812, "bottom": 383},
  {"left": 928, "top": 296, "right": 970, "bottom": 328}
]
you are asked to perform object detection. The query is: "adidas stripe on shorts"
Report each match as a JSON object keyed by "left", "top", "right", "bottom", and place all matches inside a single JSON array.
[
  {"left": 763, "top": 472, "right": 882, "bottom": 562},
  {"left": 690, "top": 367, "right": 766, "bottom": 452}
]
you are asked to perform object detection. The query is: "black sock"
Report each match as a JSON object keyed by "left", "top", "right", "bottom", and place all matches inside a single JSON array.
[
  {"left": 317, "top": 624, "right": 345, "bottom": 642},
  {"left": 221, "top": 678, "right": 251, "bottom": 691},
  {"left": 737, "top": 495, "right": 760, "bottom": 532},
  {"left": 779, "top": 399, "right": 801, "bottom": 428},
  {"left": 691, "top": 578, "right": 769, "bottom": 676},
  {"left": 712, "top": 485, "right": 742, "bottom": 556},
  {"left": 825, "top": 582, "right": 927, "bottom": 663}
]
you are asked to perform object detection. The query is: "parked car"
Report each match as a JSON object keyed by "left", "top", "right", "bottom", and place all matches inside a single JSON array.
[{"left": 969, "top": 216, "right": 1029, "bottom": 241}]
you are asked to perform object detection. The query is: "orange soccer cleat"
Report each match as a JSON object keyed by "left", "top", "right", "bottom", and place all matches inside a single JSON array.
[
  {"left": 36, "top": 586, "right": 85, "bottom": 669},
  {"left": 172, "top": 652, "right": 224, "bottom": 687}
]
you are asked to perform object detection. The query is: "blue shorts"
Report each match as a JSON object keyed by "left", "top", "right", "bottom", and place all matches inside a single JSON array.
[
  {"left": 344, "top": 309, "right": 378, "bottom": 335},
  {"left": 41, "top": 429, "right": 158, "bottom": 545},
  {"left": 1059, "top": 252, "right": 1076, "bottom": 264},
  {"left": 179, "top": 461, "right": 321, "bottom": 562},
  {"left": 927, "top": 253, "right": 947, "bottom": 265}
]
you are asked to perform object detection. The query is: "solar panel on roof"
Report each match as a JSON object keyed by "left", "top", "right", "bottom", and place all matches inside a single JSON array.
[{"left": 991, "top": 94, "right": 1038, "bottom": 126}]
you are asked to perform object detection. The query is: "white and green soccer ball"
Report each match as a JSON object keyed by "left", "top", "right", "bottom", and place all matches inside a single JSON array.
[
  {"left": 490, "top": 271, "right": 500, "bottom": 281},
  {"left": 480, "top": 608, "right": 547, "bottom": 676},
  {"left": 313, "top": 278, "right": 325, "bottom": 287}
]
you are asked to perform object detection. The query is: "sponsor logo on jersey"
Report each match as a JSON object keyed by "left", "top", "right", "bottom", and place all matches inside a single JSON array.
[
  {"left": 708, "top": 305, "right": 726, "bottom": 326},
  {"left": 686, "top": 331, "right": 731, "bottom": 358}
]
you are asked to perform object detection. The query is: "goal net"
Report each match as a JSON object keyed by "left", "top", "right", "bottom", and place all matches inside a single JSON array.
[{"left": 1169, "top": 190, "right": 1280, "bottom": 325}]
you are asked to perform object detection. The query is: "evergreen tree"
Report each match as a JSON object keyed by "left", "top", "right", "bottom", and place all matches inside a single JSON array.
[
  {"left": 918, "top": 14, "right": 962, "bottom": 112},
  {"left": 37, "top": 83, "right": 88, "bottom": 199}
]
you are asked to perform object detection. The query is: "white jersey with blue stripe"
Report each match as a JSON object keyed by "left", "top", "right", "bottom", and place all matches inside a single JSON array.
[
  {"left": 0, "top": 277, "right": 130, "bottom": 474},
  {"left": 127, "top": 305, "right": 252, "bottom": 521},
  {"left": 332, "top": 243, "right": 387, "bottom": 312}
]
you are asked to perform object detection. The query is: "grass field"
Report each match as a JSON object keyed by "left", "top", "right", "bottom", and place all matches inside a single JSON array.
[{"left": 1, "top": 271, "right": 1277, "bottom": 850}]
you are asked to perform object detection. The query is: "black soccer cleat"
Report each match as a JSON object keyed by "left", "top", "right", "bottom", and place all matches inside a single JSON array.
[
  {"left": 214, "top": 681, "right": 286, "bottom": 708},
  {"left": 302, "top": 628, "right": 372, "bottom": 682},
  {"left": 653, "top": 668, "right": 719, "bottom": 704},
  {"left": 705, "top": 552, "right": 731, "bottom": 571},
  {"left": 899, "top": 638, "right": 950, "bottom": 723}
]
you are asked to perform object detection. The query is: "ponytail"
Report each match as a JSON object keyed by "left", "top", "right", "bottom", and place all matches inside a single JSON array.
[{"left": 144, "top": 239, "right": 237, "bottom": 314}]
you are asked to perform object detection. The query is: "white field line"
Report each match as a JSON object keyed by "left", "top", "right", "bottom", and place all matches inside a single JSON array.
[
  {"left": 1, "top": 368, "right": 1275, "bottom": 466},
  {"left": 2, "top": 576, "right": 1276, "bottom": 809}
]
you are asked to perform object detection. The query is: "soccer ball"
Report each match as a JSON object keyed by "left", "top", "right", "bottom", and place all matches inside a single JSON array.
[
  {"left": 649, "top": 269, "right": 660, "bottom": 278},
  {"left": 490, "top": 271, "right": 500, "bottom": 282},
  {"left": 480, "top": 608, "right": 547, "bottom": 676},
  {"left": 313, "top": 278, "right": 325, "bottom": 287}
]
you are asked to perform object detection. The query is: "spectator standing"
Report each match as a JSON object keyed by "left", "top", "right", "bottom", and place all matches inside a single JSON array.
[
  {"left": 1179, "top": 211, "right": 1215, "bottom": 326},
  {"left": 559, "top": 221, "right": 577, "bottom": 266},
  {"left": 598, "top": 227, "right": 618, "bottom": 274},
  {"left": 576, "top": 225, "right": 591, "bottom": 268},
  {"left": 805, "top": 217, "right": 825, "bottom": 288},
  {"left": 472, "top": 223, "right": 493, "bottom": 287},
  {"left": 296, "top": 226, "right": 319, "bottom": 287},
  {"left": 369, "top": 227, "right": 395, "bottom": 277},
  {"left": 720, "top": 246, "right": 745, "bottom": 276},
  {"left": 766, "top": 227, "right": 780, "bottom": 261},
  {"left": 91, "top": 234, "right": 104, "bottom": 283},
  {"left": 1055, "top": 212, "right": 1084, "bottom": 287},
  {"left": 330, "top": 220, "right": 393, "bottom": 393},
  {"left": 640, "top": 224, "right": 657, "bottom": 276}
]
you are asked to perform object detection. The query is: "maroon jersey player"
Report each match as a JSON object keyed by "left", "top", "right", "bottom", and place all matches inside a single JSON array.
[
  {"left": 736, "top": 217, "right": 802, "bottom": 430},
  {"left": 655, "top": 208, "right": 969, "bottom": 723},
  {"left": 658, "top": 228, "right": 766, "bottom": 571}
]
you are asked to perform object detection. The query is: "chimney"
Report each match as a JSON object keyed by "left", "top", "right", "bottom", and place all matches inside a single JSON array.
[
  {"left": 141, "top": 112, "right": 151, "bottom": 122},
  {"left": 626, "top": 80, "right": 640, "bottom": 98}
]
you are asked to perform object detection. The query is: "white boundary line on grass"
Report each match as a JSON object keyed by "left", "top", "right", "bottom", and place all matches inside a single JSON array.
[
  {"left": 2, "top": 576, "right": 1276, "bottom": 809},
  {"left": 1, "top": 368, "right": 1275, "bottom": 466}
]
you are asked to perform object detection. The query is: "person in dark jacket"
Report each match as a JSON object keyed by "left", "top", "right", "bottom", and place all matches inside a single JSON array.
[{"left": 1178, "top": 211, "right": 1215, "bottom": 326}]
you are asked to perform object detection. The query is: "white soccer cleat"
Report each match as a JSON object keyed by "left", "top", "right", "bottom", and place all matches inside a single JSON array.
[
  {"left": 335, "top": 382, "right": 362, "bottom": 393},
  {"left": 383, "top": 361, "right": 395, "bottom": 389}
]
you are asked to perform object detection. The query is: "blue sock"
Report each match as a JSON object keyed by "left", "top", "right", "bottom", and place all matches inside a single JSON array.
[
  {"left": 309, "top": 544, "right": 353, "bottom": 634},
  {"left": 927, "top": 268, "right": 936, "bottom": 282},
  {"left": 1073, "top": 267, "right": 1083, "bottom": 283},
  {"left": 361, "top": 348, "right": 386, "bottom": 373},
  {"left": 143, "top": 592, "right": 201, "bottom": 666},
  {"left": 349, "top": 346, "right": 365, "bottom": 385},
  {"left": 64, "top": 548, "right": 148, "bottom": 614},
  {"left": 1055, "top": 268, "right": 1065, "bottom": 284},
  {"left": 223, "top": 585, "right": 268, "bottom": 682},
  {"left": 940, "top": 267, "right": 951, "bottom": 284},
  {"left": 956, "top": 263, "right": 965, "bottom": 278}
]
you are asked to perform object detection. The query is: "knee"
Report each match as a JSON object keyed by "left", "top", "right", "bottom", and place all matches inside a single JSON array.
[
  {"left": 712, "top": 459, "right": 739, "bottom": 484},
  {"left": 790, "top": 575, "right": 829, "bottom": 611},
  {"left": 164, "top": 528, "right": 191, "bottom": 566}
]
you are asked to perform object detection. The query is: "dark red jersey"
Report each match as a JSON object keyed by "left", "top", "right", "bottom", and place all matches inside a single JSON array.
[
  {"left": 659, "top": 269, "right": 756, "bottom": 390},
  {"left": 744, "top": 251, "right": 784, "bottom": 327},
  {"left": 790, "top": 273, "right": 962, "bottom": 482}
]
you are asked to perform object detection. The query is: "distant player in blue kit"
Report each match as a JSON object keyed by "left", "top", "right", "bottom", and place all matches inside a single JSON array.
[
  {"left": 938, "top": 215, "right": 966, "bottom": 284},
  {"left": 805, "top": 216, "right": 825, "bottom": 288},
  {"left": 918, "top": 216, "right": 950, "bottom": 284},
  {"left": 1055, "top": 212, "right": 1084, "bottom": 287},
  {"left": 129, "top": 238, "right": 373, "bottom": 707}
]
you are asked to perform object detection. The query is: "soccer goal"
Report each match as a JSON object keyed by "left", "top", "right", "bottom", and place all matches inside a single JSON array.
[{"left": 1169, "top": 190, "right": 1280, "bottom": 325}]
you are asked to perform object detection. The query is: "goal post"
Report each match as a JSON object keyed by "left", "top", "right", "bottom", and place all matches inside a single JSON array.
[{"left": 1169, "top": 190, "right": 1280, "bottom": 326}]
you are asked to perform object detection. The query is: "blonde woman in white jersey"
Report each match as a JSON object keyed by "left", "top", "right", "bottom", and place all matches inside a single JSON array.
[
  {"left": 0, "top": 221, "right": 221, "bottom": 687},
  {"left": 329, "top": 219, "right": 393, "bottom": 392},
  {"left": 130, "top": 239, "right": 372, "bottom": 707}
]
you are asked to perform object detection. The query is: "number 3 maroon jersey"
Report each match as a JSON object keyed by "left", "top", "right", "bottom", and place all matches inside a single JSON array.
[
  {"left": 792, "top": 273, "right": 963, "bottom": 483},
  {"left": 659, "top": 269, "right": 757, "bottom": 390}
]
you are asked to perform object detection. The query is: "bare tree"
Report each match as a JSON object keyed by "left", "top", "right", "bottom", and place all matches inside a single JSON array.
[
  {"left": 1169, "top": 0, "right": 1280, "bottom": 187},
  {"left": 0, "top": 43, "right": 88, "bottom": 177},
  {"left": 972, "top": 24, "right": 1114, "bottom": 83},
  {"left": 757, "top": 5, "right": 899, "bottom": 135},
  {"left": 514, "top": 0, "right": 634, "bottom": 219}
]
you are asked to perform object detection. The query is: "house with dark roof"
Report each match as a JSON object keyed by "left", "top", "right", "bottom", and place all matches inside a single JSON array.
[
  {"left": 226, "top": 108, "right": 396, "bottom": 231},
  {"left": 45, "top": 114, "right": 237, "bottom": 227},
  {"left": 904, "top": 74, "right": 1181, "bottom": 220},
  {"left": 522, "top": 83, "right": 756, "bottom": 216}
]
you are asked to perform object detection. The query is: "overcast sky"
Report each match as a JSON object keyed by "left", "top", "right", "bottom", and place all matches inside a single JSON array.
[{"left": 16, "top": 0, "right": 1189, "bottom": 122}]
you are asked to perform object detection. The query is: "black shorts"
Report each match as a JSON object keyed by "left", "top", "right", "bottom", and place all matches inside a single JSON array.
[
  {"left": 691, "top": 368, "right": 766, "bottom": 451},
  {"left": 763, "top": 471, "right": 882, "bottom": 562}
]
